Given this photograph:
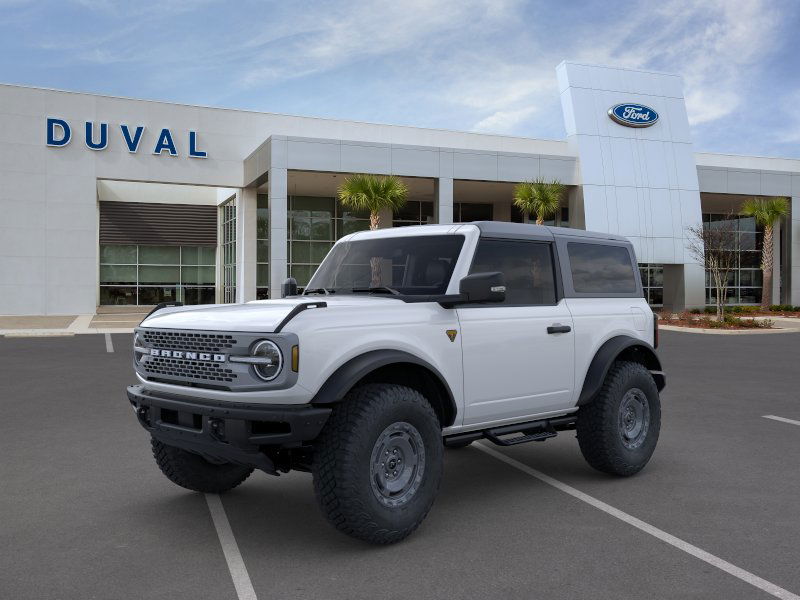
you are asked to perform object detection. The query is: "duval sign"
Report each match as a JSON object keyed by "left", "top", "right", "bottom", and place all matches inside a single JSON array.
[
  {"left": 608, "top": 103, "right": 659, "bottom": 128},
  {"left": 45, "top": 117, "right": 207, "bottom": 157}
]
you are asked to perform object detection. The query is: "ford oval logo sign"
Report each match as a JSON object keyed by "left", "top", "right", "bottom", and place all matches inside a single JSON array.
[{"left": 608, "top": 103, "right": 659, "bottom": 128}]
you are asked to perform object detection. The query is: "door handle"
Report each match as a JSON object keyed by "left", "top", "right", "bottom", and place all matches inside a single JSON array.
[{"left": 547, "top": 324, "right": 571, "bottom": 334}]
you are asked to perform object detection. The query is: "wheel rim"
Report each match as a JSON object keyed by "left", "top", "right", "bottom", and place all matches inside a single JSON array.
[
  {"left": 369, "top": 421, "right": 426, "bottom": 508},
  {"left": 618, "top": 388, "right": 650, "bottom": 449}
]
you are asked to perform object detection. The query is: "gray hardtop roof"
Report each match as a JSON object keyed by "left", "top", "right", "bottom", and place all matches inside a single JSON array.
[{"left": 469, "top": 221, "right": 631, "bottom": 244}]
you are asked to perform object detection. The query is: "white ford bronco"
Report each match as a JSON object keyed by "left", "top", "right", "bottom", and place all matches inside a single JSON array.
[{"left": 128, "top": 222, "right": 664, "bottom": 544}]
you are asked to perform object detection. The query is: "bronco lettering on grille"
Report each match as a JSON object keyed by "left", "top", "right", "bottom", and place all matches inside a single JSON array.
[{"left": 149, "top": 349, "right": 226, "bottom": 362}]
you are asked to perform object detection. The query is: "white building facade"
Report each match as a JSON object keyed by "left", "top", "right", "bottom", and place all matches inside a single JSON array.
[{"left": 1, "top": 61, "right": 799, "bottom": 315}]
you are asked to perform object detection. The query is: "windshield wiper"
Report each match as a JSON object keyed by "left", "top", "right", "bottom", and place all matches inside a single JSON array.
[
  {"left": 303, "top": 287, "right": 335, "bottom": 295},
  {"left": 351, "top": 286, "right": 401, "bottom": 295}
]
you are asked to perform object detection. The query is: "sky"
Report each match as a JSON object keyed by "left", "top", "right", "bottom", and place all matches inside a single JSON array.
[{"left": 1, "top": 0, "right": 799, "bottom": 157}]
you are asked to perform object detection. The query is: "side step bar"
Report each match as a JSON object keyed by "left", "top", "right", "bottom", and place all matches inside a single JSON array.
[{"left": 444, "top": 414, "right": 577, "bottom": 448}]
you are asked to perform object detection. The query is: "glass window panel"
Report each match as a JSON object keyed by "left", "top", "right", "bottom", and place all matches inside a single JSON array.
[
  {"left": 291, "top": 215, "right": 311, "bottom": 240},
  {"left": 291, "top": 264, "right": 313, "bottom": 286},
  {"left": 639, "top": 268, "right": 648, "bottom": 287},
  {"left": 310, "top": 217, "right": 333, "bottom": 240},
  {"left": 310, "top": 242, "right": 332, "bottom": 263},
  {"left": 100, "top": 245, "right": 137, "bottom": 264},
  {"left": 100, "top": 265, "right": 137, "bottom": 284},
  {"left": 295, "top": 196, "right": 335, "bottom": 213},
  {"left": 458, "top": 203, "right": 493, "bottom": 221},
  {"left": 740, "top": 252, "right": 760, "bottom": 268},
  {"left": 567, "top": 243, "right": 637, "bottom": 294},
  {"left": 649, "top": 287, "right": 663, "bottom": 306},
  {"left": 257, "top": 209, "right": 269, "bottom": 238},
  {"left": 257, "top": 264, "right": 269, "bottom": 287},
  {"left": 256, "top": 288, "right": 270, "bottom": 300},
  {"left": 739, "top": 288, "right": 762, "bottom": 304},
  {"left": 340, "top": 217, "right": 370, "bottom": 235},
  {"left": 421, "top": 201, "right": 434, "bottom": 219},
  {"left": 139, "top": 265, "right": 180, "bottom": 285},
  {"left": 651, "top": 266, "right": 664, "bottom": 287},
  {"left": 291, "top": 242, "right": 311, "bottom": 263},
  {"left": 257, "top": 240, "right": 269, "bottom": 263},
  {"left": 182, "top": 266, "right": 215, "bottom": 285},
  {"left": 469, "top": 240, "right": 556, "bottom": 305},
  {"left": 138, "top": 287, "right": 178, "bottom": 304},
  {"left": 738, "top": 232, "right": 756, "bottom": 251},
  {"left": 183, "top": 287, "right": 216, "bottom": 305},
  {"left": 139, "top": 246, "right": 180, "bottom": 264},
  {"left": 181, "top": 246, "right": 200, "bottom": 265},
  {"left": 99, "top": 286, "right": 137, "bottom": 305},
  {"left": 395, "top": 201, "right": 421, "bottom": 222},
  {"left": 199, "top": 247, "right": 215, "bottom": 265}
]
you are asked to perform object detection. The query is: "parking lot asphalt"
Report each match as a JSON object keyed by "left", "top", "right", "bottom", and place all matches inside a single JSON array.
[{"left": 1, "top": 331, "right": 799, "bottom": 600}]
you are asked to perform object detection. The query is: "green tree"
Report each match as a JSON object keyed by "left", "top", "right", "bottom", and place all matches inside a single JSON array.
[
  {"left": 337, "top": 173, "right": 409, "bottom": 230},
  {"left": 513, "top": 178, "right": 565, "bottom": 225},
  {"left": 740, "top": 197, "right": 789, "bottom": 308}
]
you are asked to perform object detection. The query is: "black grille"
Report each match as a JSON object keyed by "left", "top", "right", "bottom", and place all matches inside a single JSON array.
[
  {"left": 142, "top": 330, "right": 237, "bottom": 353},
  {"left": 144, "top": 356, "right": 238, "bottom": 383}
]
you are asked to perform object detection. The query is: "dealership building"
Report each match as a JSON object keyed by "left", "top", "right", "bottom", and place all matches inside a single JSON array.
[{"left": 1, "top": 61, "right": 799, "bottom": 316}]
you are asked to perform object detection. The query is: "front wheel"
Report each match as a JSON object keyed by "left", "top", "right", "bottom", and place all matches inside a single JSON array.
[
  {"left": 312, "top": 383, "right": 443, "bottom": 544},
  {"left": 151, "top": 438, "right": 253, "bottom": 493},
  {"left": 576, "top": 361, "right": 661, "bottom": 476}
]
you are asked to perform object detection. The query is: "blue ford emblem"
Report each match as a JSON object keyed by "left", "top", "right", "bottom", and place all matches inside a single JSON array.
[{"left": 608, "top": 103, "right": 659, "bottom": 128}]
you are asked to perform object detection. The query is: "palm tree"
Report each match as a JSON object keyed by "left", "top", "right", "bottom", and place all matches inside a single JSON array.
[
  {"left": 337, "top": 173, "right": 408, "bottom": 230},
  {"left": 513, "top": 178, "right": 565, "bottom": 225},
  {"left": 740, "top": 196, "right": 789, "bottom": 308},
  {"left": 338, "top": 174, "right": 409, "bottom": 287}
]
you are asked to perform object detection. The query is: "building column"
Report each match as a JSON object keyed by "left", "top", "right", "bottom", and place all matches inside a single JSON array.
[
  {"left": 435, "top": 177, "right": 453, "bottom": 224},
  {"left": 791, "top": 196, "right": 800, "bottom": 305},
  {"left": 269, "top": 168, "right": 288, "bottom": 299},
  {"left": 663, "top": 263, "right": 705, "bottom": 312},
  {"left": 235, "top": 188, "right": 257, "bottom": 303}
]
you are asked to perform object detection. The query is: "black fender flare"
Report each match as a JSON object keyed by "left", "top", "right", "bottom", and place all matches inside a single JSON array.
[
  {"left": 311, "top": 349, "right": 457, "bottom": 426},
  {"left": 577, "top": 336, "right": 665, "bottom": 405}
]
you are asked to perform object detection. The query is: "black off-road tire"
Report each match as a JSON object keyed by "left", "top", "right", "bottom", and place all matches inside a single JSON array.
[
  {"left": 576, "top": 361, "right": 661, "bottom": 476},
  {"left": 151, "top": 438, "right": 253, "bottom": 493},
  {"left": 312, "top": 383, "right": 444, "bottom": 544}
]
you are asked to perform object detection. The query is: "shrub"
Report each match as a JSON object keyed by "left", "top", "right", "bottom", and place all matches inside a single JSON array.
[
  {"left": 703, "top": 306, "right": 715, "bottom": 314},
  {"left": 689, "top": 308, "right": 701, "bottom": 314}
]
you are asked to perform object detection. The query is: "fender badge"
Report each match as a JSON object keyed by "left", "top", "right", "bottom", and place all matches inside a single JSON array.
[{"left": 446, "top": 330, "right": 458, "bottom": 342}]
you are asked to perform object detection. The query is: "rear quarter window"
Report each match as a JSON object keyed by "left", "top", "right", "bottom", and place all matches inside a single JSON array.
[{"left": 567, "top": 242, "right": 637, "bottom": 294}]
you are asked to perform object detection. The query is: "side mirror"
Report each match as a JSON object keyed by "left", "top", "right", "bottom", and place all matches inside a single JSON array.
[
  {"left": 459, "top": 272, "right": 506, "bottom": 304},
  {"left": 281, "top": 277, "right": 298, "bottom": 298}
]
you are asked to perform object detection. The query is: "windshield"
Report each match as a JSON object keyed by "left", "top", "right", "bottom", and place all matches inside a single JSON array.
[{"left": 305, "top": 234, "right": 465, "bottom": 296}]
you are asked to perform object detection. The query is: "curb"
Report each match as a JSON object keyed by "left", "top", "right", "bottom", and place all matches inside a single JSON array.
[{"left": 659, "top": 324, "right": 800, "bottom": 335}]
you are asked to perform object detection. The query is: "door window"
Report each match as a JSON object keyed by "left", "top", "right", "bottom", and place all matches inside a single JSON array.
[{"left": 469, "top": 239, "right": 556, "bottom": 305}]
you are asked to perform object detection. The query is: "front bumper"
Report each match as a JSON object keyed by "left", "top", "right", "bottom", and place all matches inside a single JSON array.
[{"left": 127, "top": 384, "right": 331, "bottom": 473}]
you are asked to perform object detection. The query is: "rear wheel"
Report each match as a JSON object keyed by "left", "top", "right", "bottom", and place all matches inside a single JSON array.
[
  {"left": 576, "top": 361, "right": 661, "bottom": 476},
  {"left": 312, "top": 383, "right": 443, "bottom": 544},
  {"left": 151, "top": 438, "right": 253, "bottom": 493}
]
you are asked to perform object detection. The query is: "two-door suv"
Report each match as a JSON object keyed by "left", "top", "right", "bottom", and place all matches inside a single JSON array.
[{"left": 128, "top": 222, "right": 665, "bottom": 544}]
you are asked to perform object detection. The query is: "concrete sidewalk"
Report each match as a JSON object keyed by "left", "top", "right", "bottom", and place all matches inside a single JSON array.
[{"left": 0, "top": 311, "right": 145, "bottom": 337}]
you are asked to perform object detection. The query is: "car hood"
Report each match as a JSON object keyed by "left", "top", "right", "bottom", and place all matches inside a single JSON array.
[{"left": 139, "top": 296, "right": 405, "bottom": 333}]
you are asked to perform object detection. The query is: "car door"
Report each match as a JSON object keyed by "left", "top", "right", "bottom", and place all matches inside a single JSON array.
[{"left": 457, "top": 238, "right": 575, "bottom": 427}]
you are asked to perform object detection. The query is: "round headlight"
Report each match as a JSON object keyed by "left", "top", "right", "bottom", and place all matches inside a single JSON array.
[{"left": 252, "top": 340, "right": 283, "bottom": 381}]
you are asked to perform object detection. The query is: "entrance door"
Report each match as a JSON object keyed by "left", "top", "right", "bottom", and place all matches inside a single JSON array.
[{"left": 457, "top": 239, "right": 574, "bottom": 427}]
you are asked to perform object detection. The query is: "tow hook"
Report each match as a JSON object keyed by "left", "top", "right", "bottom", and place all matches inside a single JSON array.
[
  {"left": 209, "top": 418, "right": 225, "bottom": 441},
  {"left": 135, "top": 406, "right": 150, "bottom": 426}
]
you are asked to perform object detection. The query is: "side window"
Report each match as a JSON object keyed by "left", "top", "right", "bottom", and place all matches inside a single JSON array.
[
  {"left": 469, "top": 239, "right": 556, "bottom": 305},
  {"left": 567, "top": 242, "right": 637, "bottom": 294}
]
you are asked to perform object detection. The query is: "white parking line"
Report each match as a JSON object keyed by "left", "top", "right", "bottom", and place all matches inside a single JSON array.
[
  {"left": 104, "top": 333, "right": 114, "bottom": 353},
  {"left": 476, "top": 443, "right": 800, "bottom": 600},
  {"left": 205, "top": 493, "right": 258, "bottom": 600},
  {"left": 763, "top": 415, "right": 800, "bottom": 427}
]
